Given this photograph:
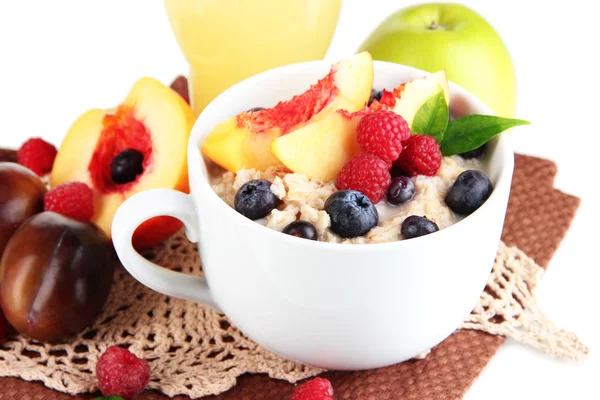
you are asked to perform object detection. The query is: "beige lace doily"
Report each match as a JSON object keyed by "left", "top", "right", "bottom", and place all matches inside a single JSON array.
[
  {"left": 461, "top": 242, "right": 588, "bottom": 358},
  {"left": 0, "top": 231, "right": 588, "bottom": 398}
]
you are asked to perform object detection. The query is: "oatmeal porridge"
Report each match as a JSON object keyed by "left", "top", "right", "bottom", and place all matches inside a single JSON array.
[{"left": 209, "top": 155, "right": 484, "bottom": 244}]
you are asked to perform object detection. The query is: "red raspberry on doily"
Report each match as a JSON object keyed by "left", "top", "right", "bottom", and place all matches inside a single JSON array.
[
  {"left": 292, "top": 377, "right": 334, "bottom": 400},
  {"left": 96, "top": 346, "right": 151, "bottom": 400}
]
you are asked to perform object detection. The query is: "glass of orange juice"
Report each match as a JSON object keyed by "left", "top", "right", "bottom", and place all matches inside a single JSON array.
[{"left": 164, "top": 0, "right": 343, "bottom": 115}]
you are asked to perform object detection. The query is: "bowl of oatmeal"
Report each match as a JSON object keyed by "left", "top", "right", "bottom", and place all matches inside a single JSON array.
[{"left": 113, "top": 57, "right": 514, "bottom": 370}]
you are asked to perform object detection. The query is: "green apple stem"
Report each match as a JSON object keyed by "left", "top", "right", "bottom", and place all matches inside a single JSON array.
[{"left": 428, "top": 21, "right": 443, "bottom": 30}]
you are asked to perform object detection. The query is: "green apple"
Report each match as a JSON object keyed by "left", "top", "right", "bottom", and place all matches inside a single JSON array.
[{"left": 359, "top": 3, "right": 516, "bottom": 117}]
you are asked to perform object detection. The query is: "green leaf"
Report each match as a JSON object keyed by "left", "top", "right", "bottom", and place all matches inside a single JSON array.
[
  {"left": 440, "top": 115, "right": 530, "bottom": 156},
  {"left": 95, "top": 396, "right": 125, "bottom": 400},
  {"left": 411, "top": 89, "right": 449, "bottom": 142}
]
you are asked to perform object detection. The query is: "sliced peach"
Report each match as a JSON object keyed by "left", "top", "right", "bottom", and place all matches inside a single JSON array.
[
  {"left": 271, "top": 113, "right": 361, "bottom": 182},
  {"left": 51, "top": 77, "right": 195, "bottom": 248},
  {"left": 391, "top": 70, "right": 450, "bottom": 128},
  {"left": 271, "top": 71, "right": 451, "bottom": 181},
  {"left": 202, "top": 52, "right": 374, "bottom": 172},
  {"left": 201, "top": 118, "right": 281, "bottom": 173}
]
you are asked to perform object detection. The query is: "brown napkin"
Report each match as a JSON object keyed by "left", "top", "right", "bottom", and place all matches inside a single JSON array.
[{"left": 0, "top": 154, "right": 580, "bottom": 400}]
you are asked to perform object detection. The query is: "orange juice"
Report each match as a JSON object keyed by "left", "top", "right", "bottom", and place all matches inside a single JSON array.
[{"left": 164, "top": 0, "right": 342, "bottom": 115}]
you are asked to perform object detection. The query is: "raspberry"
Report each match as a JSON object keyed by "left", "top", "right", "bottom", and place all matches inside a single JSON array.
[
  {"left": 96, "top": 346, "right": 150, "bottom": 400},
  {"left": 336, "top": 153, "right": 391, "bottom": 203},
  {"left": 17, "top": 138, "right": 57, "bottom": 176},
  {"left": 292, "top": 378, "right": 334, "bottom": 400},
  {"left": 394, "top": 134, "right": 442, "bottom": 177},
  {"left": 357, "top": 111, "right": 411, "bottom": 163},
  {"left": 44, "top": 182, "right": 94, "bottom": 222}
]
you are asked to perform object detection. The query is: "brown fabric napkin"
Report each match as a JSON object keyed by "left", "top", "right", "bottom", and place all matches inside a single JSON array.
[{"left": 0, "top": 154, "right": 580, "bottom": 400}]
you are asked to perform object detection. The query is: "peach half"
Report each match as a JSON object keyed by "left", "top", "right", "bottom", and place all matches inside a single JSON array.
[
  {"left": 51, "top": 77, "right": 196, "bottom": 249},
  {"left": 201, "top": 52, "right": 374, "bottom": 173}
]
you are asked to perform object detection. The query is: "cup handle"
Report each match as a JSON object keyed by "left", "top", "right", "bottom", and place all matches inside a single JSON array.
[{"left": 111, "top": 188, "right": 221, "bottom": 312}]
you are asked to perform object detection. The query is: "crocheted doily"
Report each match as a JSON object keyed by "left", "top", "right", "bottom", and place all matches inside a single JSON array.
[{"left": 0, "top": 231, "right": 588, "bottom": 398}]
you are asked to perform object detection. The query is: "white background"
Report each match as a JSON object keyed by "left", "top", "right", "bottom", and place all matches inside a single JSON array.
[{"left": 0, "top": 1, "right": 598, "bottom": 398}]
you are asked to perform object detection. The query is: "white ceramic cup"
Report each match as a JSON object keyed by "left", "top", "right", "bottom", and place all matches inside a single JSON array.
[{"left": 112, "top": 61, "right": 514, "bottom": 370}]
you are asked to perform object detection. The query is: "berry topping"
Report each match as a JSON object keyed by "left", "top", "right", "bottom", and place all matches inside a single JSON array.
[
  {"left": 44, "top": 182, "right": 94, "bottom": 222},
  {"left": 325, "top": 190, "right": 378, "bottom": 238},
  {"left": 110, "top": 149, "right": 145, "bottom": 184},
  {"left": 445, "top": 170, "right": 493, "bottom": 215},
  {"left": 17, "top": 138, "right": 57, "bottom": 176},
  {"left": 401, "top": 216, "right": 439, "bottom": 239},
  {"left": 387, "top": 176, "right": 415, "bottom": 205},
  {"left": 283, "top": 221, "right": 318, "bottom": 240},
  {"left": 459, "top": 145, "right": 486, "bottom": 159},
  {"left": 247, "top": 107, "right": 266, "bottom": 112},
  {"left": 234, "top": 179, "right": 280, "bottom": 220},
  {"left": 368, "top": 89, "right": 383, "bottom": 106},
  {"left": 357, "top": 111, "right": 411, "bottom": 163},
  {"left": 336, "top": 153, "right": 391, "bottom": 204},
  {"left": 394, "top": 134, "right": 442, "bottom": 177},
  {"left": 292, "top": 377, "right": 334, "bottom": 400},
  {"left": 96, "top": 346, "right": 151, "bottom": 400}
]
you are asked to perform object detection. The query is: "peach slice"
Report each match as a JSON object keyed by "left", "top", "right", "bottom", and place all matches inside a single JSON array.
[
  {"left": 271, "top": 113, "right": 362, "bottom": 182},
  {"left": 51, "top": 77, "right": 195, "bottom": 248},
  {"left": 270, "top": 71, "right": 450, "bottom": 181},
  {"left": 391, "top": 70, "right": 450, "bottom": 128},
  {"left": 201, "top": 52, "right": 374, "bottom": 172}
]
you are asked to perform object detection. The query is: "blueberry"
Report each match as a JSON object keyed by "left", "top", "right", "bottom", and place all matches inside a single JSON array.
[
  {"left": 368, "top": 89, "right": 383, "bottom": 106},
  {"left": 445, "top": 170, "right": 493, "bottom": 215},
  {"left": 110, "top": 149, "right": 144, "bottom": 184},
  {"left": 459, "top": 145, "right": 486, "bottom": 159},
  {"left": 387, "top": 176, "right": 415, "bottom": 205},
  {"left": 325, "top": 190, "right": 378, "bottom": 238},
  {"left": 247, "top": 107, "right": 265, "bottom": 112},
  {"left": 401, "top": 216, "right": 439, "bottom": 239},
  {"left": 282, "top": 221, "right": 318, "bottom": 240},
  {"left": 234, "top": 179, "right": 279, "bottom": 220}
]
